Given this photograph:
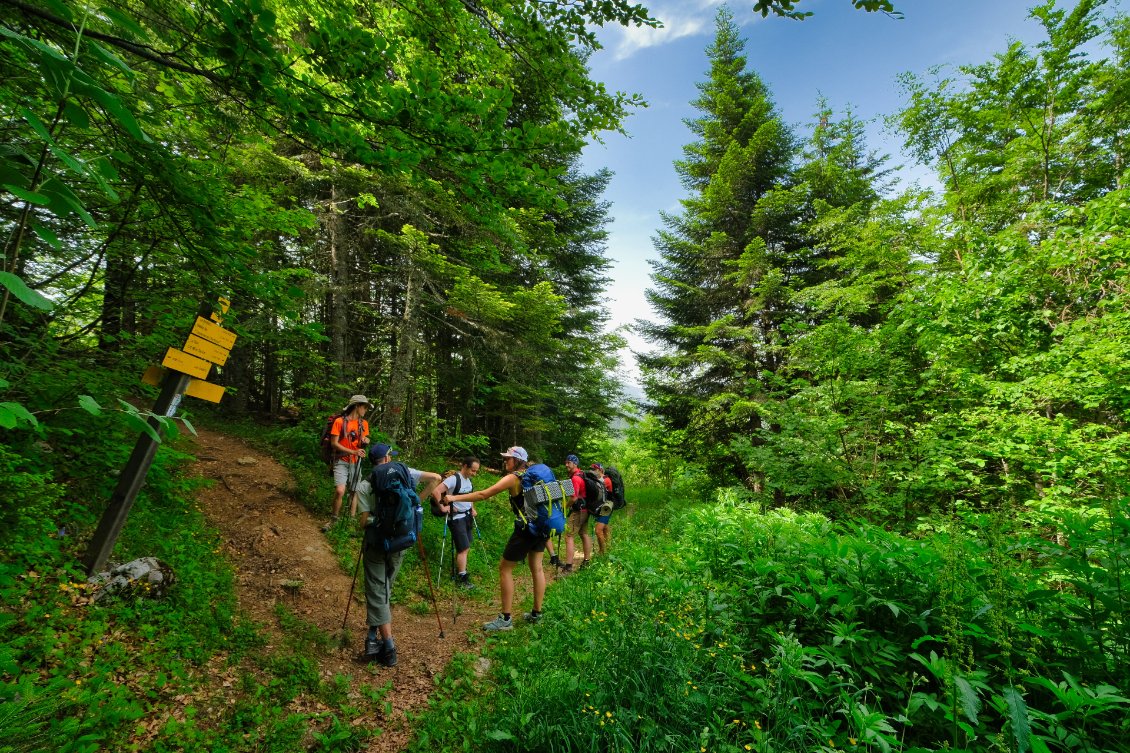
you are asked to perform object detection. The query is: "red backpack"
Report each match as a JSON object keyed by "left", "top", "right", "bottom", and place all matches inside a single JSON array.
[{"left": 318, "top": 412, "right": 347, "bottom": 466}]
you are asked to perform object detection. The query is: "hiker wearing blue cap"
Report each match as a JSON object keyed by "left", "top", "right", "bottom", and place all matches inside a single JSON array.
[{"left": 447, "top": 446, "right": 551, "bottom": 631}]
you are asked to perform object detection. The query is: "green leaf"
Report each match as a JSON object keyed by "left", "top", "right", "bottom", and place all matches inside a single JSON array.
[
  {"left": 99, "top": 7, "right": 150, "bottom": 41},
  {"left": 86, "top": 41, "right": 133, "bottom": 76},
  {"left": 124, "top": 412, "right": 162, "bottom": 444},
  {"left": 955, "top": 676, "right": 981, "bottom": 724},
  {"left": 0, "top": 402, "right": 38, "bottom": 428},
  {"left": 39, "top": 0, "right": 74, "bottom": 21},
  {"left": 87, "top": 88, "right": 149, "bottom": 143},
  {"left": 32, "top": 224, "right": 62, "bottom": 250},
  {"left": 484, "top": 730, "right": 514, "bottom": 741},
  {"left": 3, "top": 184, "right": 51, "bottom": 206},
  {"left": 78, "top": 395, "right": 103, "bottom": 415},
  {"left": 0, "top": 271, "right": 54, "bottom": 311},
  {"left": 180, "top": 417, "right": 198, "bottom": 436},
  {"left": 38, "top": 177, "right": 96, "bottom": 227},
  {"left": 1002, "top": 687, "right": 1031, "bottom": 753}
]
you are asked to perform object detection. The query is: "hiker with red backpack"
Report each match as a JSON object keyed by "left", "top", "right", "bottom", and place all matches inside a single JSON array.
[
  {"left": 446, "top": 446, "right": 565, "bottom": 631},
  {"left": 322, "top": 395, "right": 373, "bottom": 532},
  {"left": 562, "top": 454, "right": 596, "bottom": 573}
]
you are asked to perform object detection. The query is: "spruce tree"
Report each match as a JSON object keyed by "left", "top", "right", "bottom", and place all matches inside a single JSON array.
[{"left": 638, "top": 7, "right": 796, "bottom": 475}]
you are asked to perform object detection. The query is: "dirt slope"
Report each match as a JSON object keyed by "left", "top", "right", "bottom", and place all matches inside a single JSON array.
[{"left": 188, "top": 425, "right": 492, "bottom": 751}]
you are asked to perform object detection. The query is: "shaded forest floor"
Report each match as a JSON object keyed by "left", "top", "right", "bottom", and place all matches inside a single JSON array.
[{"left": 187, "top": 426, "right": 496, "bottom": 751}]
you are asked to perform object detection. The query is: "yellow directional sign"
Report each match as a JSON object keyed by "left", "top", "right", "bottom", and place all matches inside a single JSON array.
[
  {"left": 142, "top": 365, "right": 164, "bottom": 387},
  {"left": 185, "top": 379, "right": 225, "bottom": 403},
  {"left": 162, "top": 347, "right": 211, "bottom": 380},
  {"left": 183, "top": 333, "right": 230, "bottom": 366},
  {"left": 191, "top": 316, "right": 237, "bottom": 350},
  {"left": 210, "top": 296, "right": 231, "bottom": 324}
]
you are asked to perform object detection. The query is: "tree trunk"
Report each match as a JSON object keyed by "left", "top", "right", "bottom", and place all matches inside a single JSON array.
[
  {"left": 382, "top": 257, "right": 419, "bottom": 445},
  {"left": 327, "top": 184, "right": 348, "bottom": 382}
]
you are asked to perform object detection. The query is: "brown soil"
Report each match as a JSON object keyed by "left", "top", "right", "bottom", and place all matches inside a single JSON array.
[{"left": 188, "top": 425, "right": 494, "bottom": 751}]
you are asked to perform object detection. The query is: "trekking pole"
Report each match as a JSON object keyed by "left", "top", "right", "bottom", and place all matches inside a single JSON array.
[
  {"left": 437, "top": 513, "right": 449, "bottom": 584},
  {"left": 415, "top": 536, "right": 445, "bottom": 639},
  {"left": 338, "top": 538, "right": 365, "bottom": 648},
  {"left": 450, "top": 520, "right": 459, "bottom": 625}
]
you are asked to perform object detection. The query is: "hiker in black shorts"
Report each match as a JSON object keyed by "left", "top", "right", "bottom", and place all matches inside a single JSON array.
[
  {"left": 445, "top": 446, "right": 547, "bottom": 631},
  {"left": 432, "top": 456, "right": 481, "bottom": 589}
]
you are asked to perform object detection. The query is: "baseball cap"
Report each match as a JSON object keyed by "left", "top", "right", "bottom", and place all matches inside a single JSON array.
[
  {"left": 566, "top": 454, "right": 580, "bottom": 464},
  {"left": 370, "top": 443, "right": 399, "bottom": 461},
  {"left": 345, "top": 394, "right": 374, "bottom": 411},
  {"left": 500, "top": 446, "right": 528, "bottom": 462},
  {"left": 590, "top": 462, "right": 603, "bottom": 471}
]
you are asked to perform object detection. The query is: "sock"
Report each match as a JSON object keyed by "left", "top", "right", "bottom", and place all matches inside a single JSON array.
[
  {"left": 368, "top": 627, "right": 378, "bottom": 639},
  {"left": 530, "top": 610, "right": 541, "bottom": 617},
  {"left": 458, "top": 571, "right": 467, "bottom": 577},
  {"left": 502, "top": 613, "right": 511, "bottom": 621}
]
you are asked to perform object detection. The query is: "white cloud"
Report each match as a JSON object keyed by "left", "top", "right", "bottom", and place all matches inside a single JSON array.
[{"left": 610, "top": 0, "right": 729, "bottom": 61}]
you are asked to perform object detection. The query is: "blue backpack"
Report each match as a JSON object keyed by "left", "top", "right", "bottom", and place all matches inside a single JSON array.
[
  {"left": 367, "top": 461, "right": 423, "bottom": 553},
  {"left": 515, "top": 463, "right": 567, "bottom": 538}
]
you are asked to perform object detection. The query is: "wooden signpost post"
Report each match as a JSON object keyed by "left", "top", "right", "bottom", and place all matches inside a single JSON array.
[{"left": 83, "top": 298, "right": 236, "bottom": 574}]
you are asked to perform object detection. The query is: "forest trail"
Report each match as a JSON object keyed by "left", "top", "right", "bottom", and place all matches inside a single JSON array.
[{"left": 187, "top": 425, "right": 491, "bottom": 751}]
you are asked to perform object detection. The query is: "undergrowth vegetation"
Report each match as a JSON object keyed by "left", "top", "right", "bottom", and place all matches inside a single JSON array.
[
  {"left": 0, "top": 416, "right": 384, "bottom": 753},
  {"left": 410, "top": 488, "right": 1130, "bottom": 753}
]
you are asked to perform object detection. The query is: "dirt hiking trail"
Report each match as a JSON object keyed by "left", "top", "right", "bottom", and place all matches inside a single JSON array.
[{"left": 188, "top": 425, "right": 494, "bottom": 751}]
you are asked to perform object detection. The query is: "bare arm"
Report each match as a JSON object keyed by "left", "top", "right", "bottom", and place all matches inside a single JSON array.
[
  {"left": 449, "top": 473, "right": 519, "bottom": 503},
  {"left": 417, "top": 471, "right": 443, "bottom": 501}
]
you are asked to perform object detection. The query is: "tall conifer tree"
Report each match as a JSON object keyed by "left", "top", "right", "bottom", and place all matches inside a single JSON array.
[{"left": 639, "top": 8, "right": 795, "bottom": 474}]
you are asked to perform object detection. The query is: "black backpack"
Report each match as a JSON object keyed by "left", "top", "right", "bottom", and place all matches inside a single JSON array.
[
  {"left": 605, "top": 466, "right": 626, "bottom": 510},
  {"left": 318, "top": 412, "right": 347, "bottom": 466},
  {"left": 581, "top": 470, "right": 606, "bottom": 514},
  {"left": 366, "top": 462, "right": 423, "bottom": 553}
]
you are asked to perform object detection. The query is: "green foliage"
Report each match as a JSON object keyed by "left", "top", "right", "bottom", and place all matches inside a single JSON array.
[{"left": 410, "top": 489, "right": 1130, "bottom": 753}]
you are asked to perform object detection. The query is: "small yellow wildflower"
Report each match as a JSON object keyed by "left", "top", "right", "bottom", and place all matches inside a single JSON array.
[
  {"left": 605, "top": 711, "right": 612, "bottom": 718},
  {"left": 754, "top": 720, "right": 762, "bottom": 730}
]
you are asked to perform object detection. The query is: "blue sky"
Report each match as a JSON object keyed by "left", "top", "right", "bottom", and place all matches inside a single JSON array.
[{"left": 579, "top": 0, "right": 1055, "bottom": 384}]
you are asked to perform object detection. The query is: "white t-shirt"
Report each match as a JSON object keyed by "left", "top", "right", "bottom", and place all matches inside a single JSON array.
[{"left": 443, "top": 472, "right": 474, "bottom": 515}]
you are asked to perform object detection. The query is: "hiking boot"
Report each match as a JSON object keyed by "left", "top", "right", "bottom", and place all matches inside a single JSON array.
[
  {"left": 321, "top": 516, "right": 339, "bottom": 533},
  {"left": 559, "top": 564, "right": 573, "bottom": 576},
  {"left": 457, "top": 573, "right": 474, "bottom": 590},
  {"left": 378, "top": 638, "right": 397, "bottom": 667},
  {"left": 482, "top": 614, "right": 513, "bottom": 632},
  {"left": 364, "top": 634, "right": 383, "bottom": 660},
  {"left": 579, "top": 559, "right": 591, "bottom": 570},
  {"left": 548, "top": 555, "right": 561, "bottom": 568},
  {"left": 523, "top": 610, "right": 542, "bottom": 624}
]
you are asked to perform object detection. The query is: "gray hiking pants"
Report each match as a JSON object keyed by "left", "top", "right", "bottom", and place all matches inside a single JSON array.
[{"left": 363, "top": 546, "right": 405, "bottom": 627}]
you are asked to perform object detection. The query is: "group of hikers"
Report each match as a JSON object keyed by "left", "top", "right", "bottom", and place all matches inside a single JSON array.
[{"left": 320, "top": 394, "right": 625, "bottom": 667}]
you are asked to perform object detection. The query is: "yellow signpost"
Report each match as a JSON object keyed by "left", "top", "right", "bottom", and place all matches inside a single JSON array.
[
  {"left": 86, "top": 298, "right": 237, "bottom": 575},
  {"left": 162, "top": 347, "right": 212, "bottom": 380},
  {"left": 182, "top": 333, "right": 231, "bottom": 366},
  {"left": 185, "top": 379, "right": 225, "bottom": 403},
  {"left": 191, "top": 315, "right": 237, "bottom": 350}
]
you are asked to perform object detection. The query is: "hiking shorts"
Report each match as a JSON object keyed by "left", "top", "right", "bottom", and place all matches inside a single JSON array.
[
  {"left": 333, "top": 459, "right": 362, "bottom": 488},
  {"left": 363, "top": 547, "right": 405, "bottom": 627},
  {"left": 502, "top": 524, "right": 546, "bottom": 563},
  {"left": 567, "top": 509, "right": 589, "bottom": 536},
  {"left": 450, "top": 514, "right": 473, "bottom": 553},
  {"left": 594, "top": 514, "right": 611, "bottom": 525}
]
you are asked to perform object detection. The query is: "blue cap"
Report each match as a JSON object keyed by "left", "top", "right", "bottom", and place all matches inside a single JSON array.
[
  {"left": 566, "top": 454, "right": 580, "bottom": 464},
  {"left": 370, "top": 443, "right": 398, "bottom": 462}
]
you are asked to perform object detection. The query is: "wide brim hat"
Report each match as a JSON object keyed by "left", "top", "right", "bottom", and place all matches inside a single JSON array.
[{"left": 344, "top": 394, "right": 374, "bottom": 411}]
